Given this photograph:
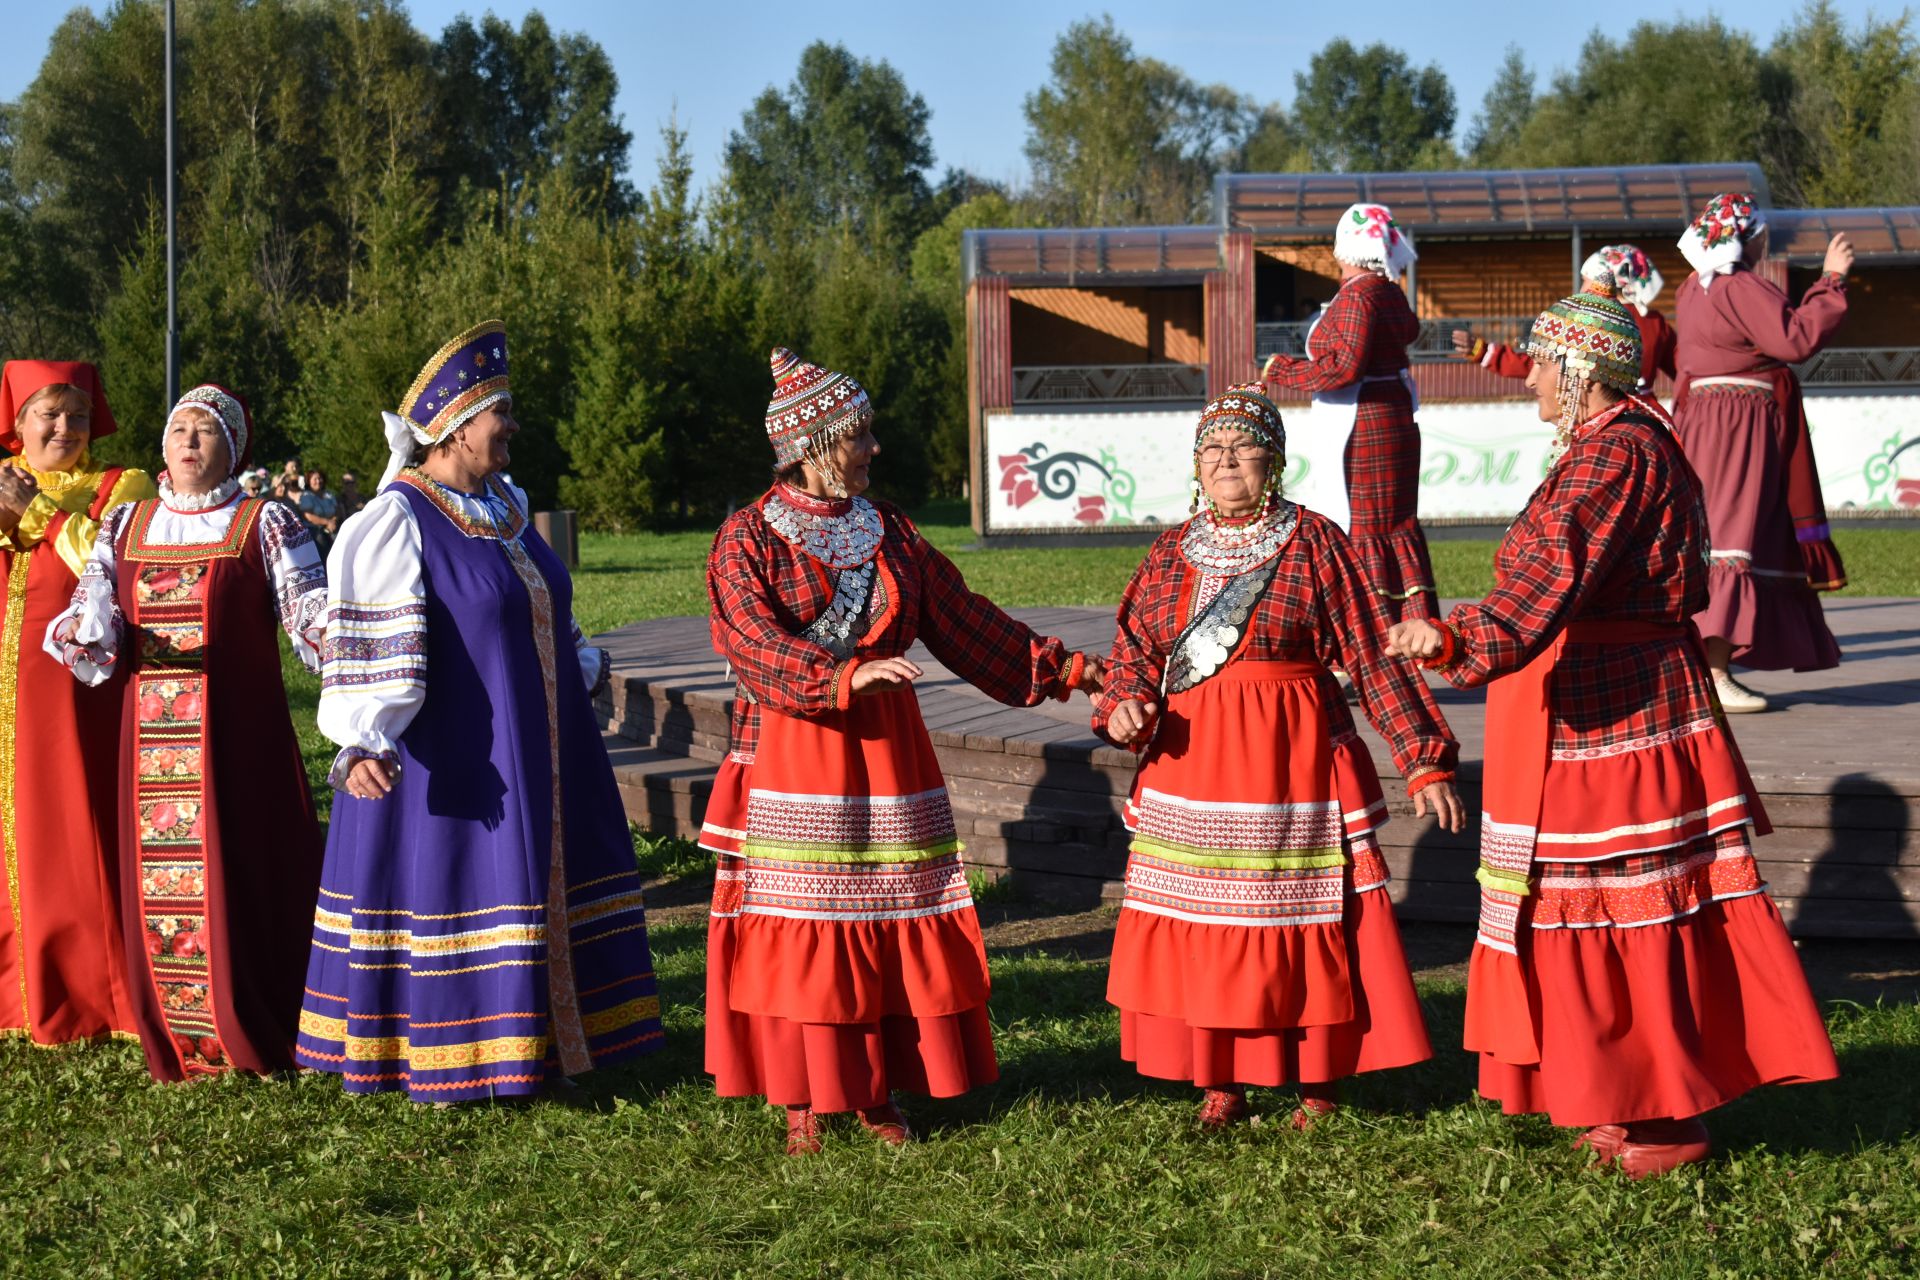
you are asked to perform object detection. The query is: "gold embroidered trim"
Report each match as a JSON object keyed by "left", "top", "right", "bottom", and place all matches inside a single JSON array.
[
  {"left": 0, "top": 554, "right": 31, "bottom": 1031},
  {"left": 399, "top": 320, "right": 506, "bottom": 424},
  {"left": 126, "top": 497, "right": 263, "bottom": 562}
]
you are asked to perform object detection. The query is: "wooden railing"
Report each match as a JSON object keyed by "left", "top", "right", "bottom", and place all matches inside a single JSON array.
[{"left": 1011, "top": 364, "right": 1209, "bottom": 404}]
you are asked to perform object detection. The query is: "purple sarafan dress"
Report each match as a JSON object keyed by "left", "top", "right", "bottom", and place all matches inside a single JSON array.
[{"left": 296, "top": 471, "right": 662, "bottom": 1102}]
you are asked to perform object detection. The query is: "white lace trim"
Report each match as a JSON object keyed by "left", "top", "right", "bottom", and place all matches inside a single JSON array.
[{"left": 158, "top": 475, "right": 241, "bottom": 511}]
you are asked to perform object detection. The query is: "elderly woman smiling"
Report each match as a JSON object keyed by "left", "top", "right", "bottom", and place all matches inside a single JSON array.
[
  {"left": 48, "top": 384, "right": 325, "bottom": 1081},
  {"left": 0, "top": 361, "right": 154, "bottom": 1048},
  {"left": 1093, "top": 382, "right": 1463, "bottom": 1131}
]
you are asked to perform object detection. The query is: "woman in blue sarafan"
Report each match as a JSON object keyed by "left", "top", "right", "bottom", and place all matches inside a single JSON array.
[{"left": 296, "top": 320, "right": 664, "bottom": 1102}]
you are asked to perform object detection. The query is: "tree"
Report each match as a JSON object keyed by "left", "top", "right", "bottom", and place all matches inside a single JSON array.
[
  {"left": 1498, "top": 20, "right": 1786, "bottom": 173},
  {"left": 1291, "top": 40, "right": 1457, "bottom": 171},
  {"left": 1467, "top": 47, "right": 1535, "bottom": 164},
  {"left": 1023, "top": 17, "right": 1253, "bottom": 224},
  {"left": 1764, "top": 3, "right": 1918, "bottom": 206}
]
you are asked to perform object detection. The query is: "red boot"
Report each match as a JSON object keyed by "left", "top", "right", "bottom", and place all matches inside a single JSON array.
[
  {"left": 1292, "top": 1080, "right": 1340, "bottom": 1130},
  {"left": 1574, "top": 1124, "right": 1629, "bottom": 1162},
  {"left": 1612, "top": 1117, "right": 1711, "bottom": 1179},
  {"left": 1198, "top": 1087, "right": 1249, "bottom": 1131},
  {"left": 857, "top": 1100, "right": 913, "bottom": 1147},
  {"left": 785, "top": 1105, "right": 823, "bottom": 1157}
]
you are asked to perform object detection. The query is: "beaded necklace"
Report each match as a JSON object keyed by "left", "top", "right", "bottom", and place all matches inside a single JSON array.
[
  {"left": 1179, "top": 495, "right": 1299, "bottom": 576},
  {"left": 761, "top": 484, "right": 883, "bottom": 569}
]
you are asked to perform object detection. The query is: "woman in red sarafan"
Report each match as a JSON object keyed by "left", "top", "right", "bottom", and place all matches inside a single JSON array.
[
  {"left": 1261, "top": 202, "right": 1437, "bottom": 623},
  {"left": 700, "top": 347, "right": 1102, "bottom": 1156},
  {"left": 1092, "top": 382, "right": 1464, "bottom": 1130},
  {"left": 47, "top": 384, "right": 326, "bottom": 1082},
  {"left": 1387, "top": 275, "right": 1837, "bottom": 1180},
  {"left": 1453, "top": 245, "right": 1677, "bottom": 392},
  {"left": 1671, "top": 193, "right": 1853, "bottom": 713},
  {"left": 0, "top": 361, "right": 156, "bottom": 1048}
]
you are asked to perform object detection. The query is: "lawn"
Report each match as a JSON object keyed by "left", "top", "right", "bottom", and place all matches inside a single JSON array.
[{"left": 6, "top": 513, "right": 1919, "bottom": 1278}]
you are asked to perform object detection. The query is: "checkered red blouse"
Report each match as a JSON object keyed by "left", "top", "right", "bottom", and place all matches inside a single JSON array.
[
  {"left": 1264, "top": 272, "right": 1417, "bottom": 392},
  {"left": 708, "top": 489, "right": 1075, "bottom": 753},
  {"left": 1438, "top": 402, "right": 1718, "bottom": 750},
  {"left": 1093, "top": 508, "right": 1458, "bottom": 782}
]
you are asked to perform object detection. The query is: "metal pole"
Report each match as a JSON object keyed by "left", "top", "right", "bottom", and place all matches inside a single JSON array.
[
  {"left": 164, "top": 0, "right": 178, "bottom": 408},
  {"left": 1570, "top": 225, "right": 1583, "bottom": 292}
]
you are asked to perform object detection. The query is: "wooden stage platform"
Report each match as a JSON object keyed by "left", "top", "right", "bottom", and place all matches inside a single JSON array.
[{"left": 596, "top": 598, "right": 1920, "bottom": 938}]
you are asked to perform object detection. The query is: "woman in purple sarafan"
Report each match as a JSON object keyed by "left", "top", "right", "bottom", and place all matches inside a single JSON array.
[{"left": 295, "top": 321, "right": 664, "bottom": 1103}]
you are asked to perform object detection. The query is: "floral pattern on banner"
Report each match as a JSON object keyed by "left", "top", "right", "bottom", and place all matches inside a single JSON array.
[
  {"left": 994, "top": 443, "right": 1139, "bottom": 525},
  {"left": 142, "top": 862, "right": 207, "bottom": 898},
  {"left": 146, "top": 915, "right": 208, "bottom": 965},
  {"left": 137, "top": 677, "right": 204, "bottom": 727},
  {"left": 138, "top": 745, "right": 204, "bottom": 780},
  {"left": 135, "top": 562, "right": 207, "bottom": 606},
  {"left": 138, "top": 798, "right": 203, "bottom": 846}
]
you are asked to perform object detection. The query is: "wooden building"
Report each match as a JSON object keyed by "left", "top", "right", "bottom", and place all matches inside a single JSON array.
[{"left": 966, "top": 164, "right": 1920, "bottom": 536}]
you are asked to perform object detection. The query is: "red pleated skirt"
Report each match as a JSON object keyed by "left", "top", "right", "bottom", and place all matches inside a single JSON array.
[
  {"left": 702, "top": 687, "right": 998, "bottom": 1112},
  {"left": 1109, "top": 660, "right": 1432, "bottom": 1088}
]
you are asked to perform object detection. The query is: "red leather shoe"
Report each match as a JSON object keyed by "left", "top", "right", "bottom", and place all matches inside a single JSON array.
[
  {"left": 1613, "top": 1117, "right": 1711, "bottom": 1180},
  {"left": 1290, "top": 1096, "right": 1339, "bottom": 1131},
  {"left": 857, "top": 1101, "right": 912, "bottom": 1146},
  {"left": 1198, "top": 1088, "right": 1249, "bottom": 1131},
  {"left": 785, "top": 1106, "right": 823, "bottom": 1157},
  {"left": 1574, "top": 1124, "right": 1629, "bottom": 1162}
]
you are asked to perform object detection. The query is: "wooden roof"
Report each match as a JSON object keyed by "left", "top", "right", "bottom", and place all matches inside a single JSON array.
[
  {"left": 1216, "top": 163, "right": 1770, "bottom": 239},
  {"left": 1768, "top": 208, "right": 1920, "bottom": 264},
  {"left": 964, "top": 226, "right": 1221, "bottom": 284}
]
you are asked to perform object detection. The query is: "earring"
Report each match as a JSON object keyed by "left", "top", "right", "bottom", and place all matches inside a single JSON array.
[{"left": 1189, "top": 474, "right": 1201, "bottom": 516}]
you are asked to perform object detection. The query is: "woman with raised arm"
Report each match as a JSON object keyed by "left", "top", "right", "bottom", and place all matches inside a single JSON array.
[
  {"left": 1261, "top": 202, "right": 1436, "bottom": 623},
  {"left": 0, "top": 362, "right": 154, "bottom": 1048},
  {"left": 1671, "top": 193, "right": 1853, "bottom": 712},
  {"left": 297, "top": 321, "right": 663, "bottom": 1103},
  {"left": 48, "top": 384, "right": 325, "bottom": 1081},
  {"left": 700, "top": 348, "right": 1102, "bottom": 1155},
  {"left": 1093, "top": 382, "right": 1463, "bottom": 1130},
  {"left": 1386, "top": 275, "right": 1837, "bottom": 1179}
]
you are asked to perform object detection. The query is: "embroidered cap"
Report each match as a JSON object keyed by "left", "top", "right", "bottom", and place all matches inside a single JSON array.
[
  {"left": 1334, "top": 202, "right": 1417, "bottom": 276},
  {"left": 1194, "top": 382, "right": 1285, "bottom": 456},
  {"left": 1525, "top": 272, "right": 1643, "bottom": 393},
  {"left": 169, "top": 384, "right": 253, "bottom": 476},
  {"left": 399, "top": 320, "right": 511, "bottom": 445},
  {"left": 0, "top": 360, "right": 119, "bottom": 454},
  {"left": 765, "top": 346, "right": 873, "bottom": 467}
]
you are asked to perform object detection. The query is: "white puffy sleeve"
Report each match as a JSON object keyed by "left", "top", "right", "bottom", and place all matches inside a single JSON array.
[
  {"left": 43, "top": 504, "right": 136, "bottom": 687},
  {"left": 316, "top": 490, "right": 426, "bottom": 788},
  {"left": 503, "top": 479, "right": 606, "bottom": 694},
  {"left": 255, "top": 500, "right": 328, "bottom": 670}
]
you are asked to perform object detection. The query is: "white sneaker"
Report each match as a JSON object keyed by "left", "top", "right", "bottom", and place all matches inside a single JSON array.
[{"left": 1713, "top": 671, "right": 1770, "bottom": 714}]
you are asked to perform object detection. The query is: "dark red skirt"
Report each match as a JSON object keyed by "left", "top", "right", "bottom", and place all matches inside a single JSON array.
[{"left": 1346, "top": 389, "right": 1437, "bottom": 623}]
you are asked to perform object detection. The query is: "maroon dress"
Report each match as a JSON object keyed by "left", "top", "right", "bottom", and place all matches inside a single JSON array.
[
  {"left": 109, "top": 496, "right": 324, "bottom": 1080},
  {"left": 1673, "top": 267, "right": 1846, "bottom": 671}
]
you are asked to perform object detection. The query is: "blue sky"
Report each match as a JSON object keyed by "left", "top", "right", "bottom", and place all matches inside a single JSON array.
[{"left": 1, "top": 2, "right": 1891, "bottom": 192}]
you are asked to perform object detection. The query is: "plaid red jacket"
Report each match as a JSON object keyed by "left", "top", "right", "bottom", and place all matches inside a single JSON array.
[
  {"left": 1439, "top": 400, "right": 1718, "bottom": 751},
  {"left": 708, "top": 488, "right": 1075, "bottom": 754},
  {"left": 1093, "top": 507, "right": 1458, "bottom": 781},
  {"left": 1265, "top": 272, "right": 1417, "bottom": 394}
]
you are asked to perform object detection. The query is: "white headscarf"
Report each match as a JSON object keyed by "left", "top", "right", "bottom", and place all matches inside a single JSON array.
[
  {"left": 1678, "top": 193, "right": 1764, "bottom": 292},
  {"left": 1333, "top": 202, "right": 1418, "bottom": 277}
]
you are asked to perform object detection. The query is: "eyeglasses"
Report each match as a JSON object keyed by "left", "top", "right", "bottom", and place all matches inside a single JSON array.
[{"left": 1197, "top": 443, "right": 1272, "bottom": 464}]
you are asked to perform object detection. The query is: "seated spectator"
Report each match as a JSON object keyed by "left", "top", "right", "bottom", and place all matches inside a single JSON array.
[{"left": 297, "top": 467, "right": 340, "bottom": 551}]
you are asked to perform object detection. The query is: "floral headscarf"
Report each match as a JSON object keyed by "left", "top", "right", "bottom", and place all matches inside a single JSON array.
[
  {"left": 1678, "top": 193, "right": 1764, "bottom": 291},
  {"left": 1333, "top": 202, "right": 1418, "bottom": 277}
]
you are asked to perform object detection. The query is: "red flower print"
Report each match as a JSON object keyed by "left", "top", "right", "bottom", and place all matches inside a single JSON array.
[
  {"left": 138, "top": 692, "right": 165, "bottom": 723},
  {"left": 172, "top": 690, "right": 201, "bottom": 721},
  {"left": 144, "top": 568, "right": 183, "bottom": 596},
  {"left": 173, "top": 1034, "right": 196, "bottom": 1061},
  {"left": 153, "top": 749, "right": 178, "bottom": 773},
  {"left": 171, "top": 929, "right": 203, "bottom": 958},
  {"left": 149, "top": 802, "right": 180, "bottom": 832},
  {"left": 146, "top": 930, "right": 165, "bottom": 957},
  {"left": 997, "top": 454, "right": 1041, "bottom": 509},
  {"left": 1074, "top": 496, "right": 1107, "bottom": 525},
  {"left": 1896, "top": 478, "right": 1920, "bottom": 509},
  {"left": 197, "top": 1037, "right": 223, "bottom": 1064}
]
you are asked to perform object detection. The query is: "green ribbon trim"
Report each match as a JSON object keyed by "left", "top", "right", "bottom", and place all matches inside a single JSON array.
[
  {"left": 1475, "top": 866, "right": 1534, "bottom": 896},
  {"left": 737, "top": 838, "right": 964, "bottom": 866},
  {"left": 1129, "top": 836, "right": 1348, "bottom": 872}
]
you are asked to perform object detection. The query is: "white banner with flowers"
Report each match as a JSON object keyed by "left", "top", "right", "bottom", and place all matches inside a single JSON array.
[{"left": 982, "top": 394, "right": 1920, "bottom": 533}]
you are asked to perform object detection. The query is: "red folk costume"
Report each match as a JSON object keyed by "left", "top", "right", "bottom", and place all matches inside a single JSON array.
[
  {"left": 700, "top": 348, "right": 1094, "bottom": 1120},
  {"left": 1672, "top": 194, "right": 1846, "bottom": 674},
  {"left": 49, "top": 386, "right": 327, "bottom": 1081},
  {"left": 1262, "top": 203, "right": 1437, "bottom": 623},
  {"left": 0, "top": 361, "right": 155, "bottom": 1047},
  {"left": 1424, "top": 282, "right": 1835, "bottom": 1157},
  {"left": 1094, "top": 385, "right": 1457, "bottom": 1097},
  {"left": 1465, "top": 246, "right": 1677, "bottom": 392}
]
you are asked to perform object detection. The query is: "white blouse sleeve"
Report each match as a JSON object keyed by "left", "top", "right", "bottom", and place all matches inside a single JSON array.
[
  {"left": 255, "top": 500, "right": 329, "bottom": 671},
  {"left": 42, "top": 504, "right": 134, "bottom": 687},
  {"left": 316, "top": 490, "right": 426, "bottom": 788}
]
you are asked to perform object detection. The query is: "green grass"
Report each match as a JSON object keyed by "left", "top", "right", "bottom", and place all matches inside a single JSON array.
[{"left": 10, "top": 513, "right": 1917, "bottom": 1277}]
